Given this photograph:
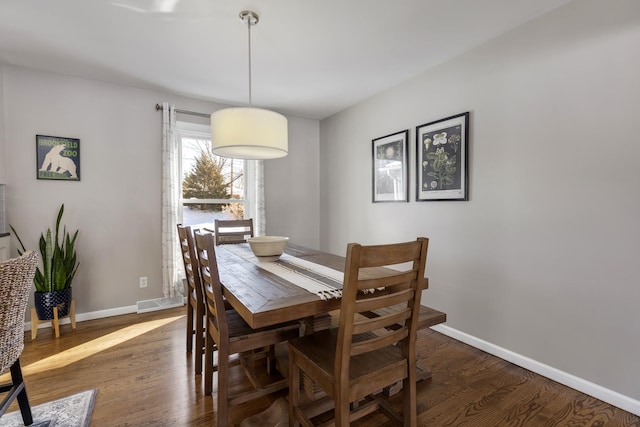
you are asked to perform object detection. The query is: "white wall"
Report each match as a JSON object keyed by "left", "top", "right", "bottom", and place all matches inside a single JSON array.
[
  {"left": 2, "top": 66, "right": 319, "bottom": 315},
  {"left": 265, "top": 116, "right": 320, "bottom": 248},
  {"left": 320, "top": 0, "right": 640, "bottom": 404}
]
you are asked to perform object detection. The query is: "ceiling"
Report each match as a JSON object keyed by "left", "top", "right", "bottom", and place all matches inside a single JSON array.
[{"left": 0, "top": 0, "right": 572, "bottom": 120}]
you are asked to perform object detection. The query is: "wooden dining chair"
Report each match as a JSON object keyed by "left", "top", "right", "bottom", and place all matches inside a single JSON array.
[
  {"left": 177, "top": 224, "right": 207, "bottom": 375},
  {"left": 214, "top": 218, "right": 254, "bottom": 245},
  {"left": 1, "top": 251, "right": 39, "bottom": 426},
  {"left": 288, "top": 237, "right": 429, "bottom": 427},
  {"left": 194, "top": 230, "right": 301, "bottom": 426}
]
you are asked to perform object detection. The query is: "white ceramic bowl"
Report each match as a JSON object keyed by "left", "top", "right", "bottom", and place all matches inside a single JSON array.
[{"left": 248, "top": 236, "right": 289, "bottom": 259}]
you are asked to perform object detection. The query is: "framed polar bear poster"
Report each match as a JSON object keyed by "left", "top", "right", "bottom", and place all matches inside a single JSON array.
[{"left": 36, "top": 135, "right": 80, "bottom": 181}]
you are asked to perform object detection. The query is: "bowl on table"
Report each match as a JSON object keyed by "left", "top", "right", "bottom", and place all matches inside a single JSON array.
[{"left": 248, "top": 236, "right": 289, "bottom": 261}]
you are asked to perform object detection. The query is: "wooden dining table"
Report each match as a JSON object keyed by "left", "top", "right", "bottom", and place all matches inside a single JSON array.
[
  {"left": 214, "top": 240, "right": 447, "bottom": 406},
  {"left": 215, "top": 242, "right": 345, "bottom": 331},
  {"left": 214, "top": 242, "right": 445, "bottom": 334}
]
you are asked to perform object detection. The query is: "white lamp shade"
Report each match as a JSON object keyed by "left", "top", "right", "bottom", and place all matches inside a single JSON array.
[{"left": 210, "top": 107, "right": 288, "bottom": 159}]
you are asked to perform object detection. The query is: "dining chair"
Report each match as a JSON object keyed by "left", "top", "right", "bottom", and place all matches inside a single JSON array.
[
  {"left": 214, "top": 218, "right": 254, "bottom": 245},
  {"left": 177, "top": 224, "right": 207, "bottom": 375},
  {"left": 1, "top": 251, "right": 39, "bottom": 426},
  {"left": 193, "top": 230, "right": 301, "bottom": 426},
  {"left": 288, "top": 237, "right": 429, "bottom": 427}
]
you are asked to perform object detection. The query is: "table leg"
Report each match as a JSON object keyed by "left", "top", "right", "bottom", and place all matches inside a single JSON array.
[
  {"left": 383, "top": 363, "right": 433, "bottom": 396},
  {"left": 301, "top": 313, "right": 332, "bottom": 400},
  {"left": 303, "top": 313, "right": 331, "bottom": 335}
]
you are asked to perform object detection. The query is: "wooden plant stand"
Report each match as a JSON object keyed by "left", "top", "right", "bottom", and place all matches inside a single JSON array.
[{"left": 31, "top": 299, "right": 76, "bottom": 339}]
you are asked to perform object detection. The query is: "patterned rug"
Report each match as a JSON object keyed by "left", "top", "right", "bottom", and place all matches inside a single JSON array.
[{"left": 0, "top": 389, "right": 96, "bottom": 427}]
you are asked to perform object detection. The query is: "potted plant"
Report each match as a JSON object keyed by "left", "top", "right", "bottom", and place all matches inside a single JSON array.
[{"left": 11, "top": 204, "right": 79, "bottom": 320}]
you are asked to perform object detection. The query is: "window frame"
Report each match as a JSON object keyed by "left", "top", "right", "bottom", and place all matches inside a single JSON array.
[{"left": 176, "top": 121, "right": 247, "bottom": 225}]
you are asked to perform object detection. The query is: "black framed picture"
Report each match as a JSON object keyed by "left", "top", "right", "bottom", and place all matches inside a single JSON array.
[
  {"left": 416, "top": 112, "right": 469, "bottom": 201},
  {"left": 372, "top": 129, "right": 409, "bottom": 203},
  {"left": 36, "top": 135, "right": 80, "bottom": 181}
]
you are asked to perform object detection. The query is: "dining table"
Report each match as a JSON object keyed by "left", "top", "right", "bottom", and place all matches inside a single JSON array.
[
  {"left": 214, "top": 241, "right": 445, "bottom": 336},
  {"left": 214, "top": 242, "right": 346, "bottom": 333},
  {"left": 214, "top": 240, "right": 447, "bottom": 424}
]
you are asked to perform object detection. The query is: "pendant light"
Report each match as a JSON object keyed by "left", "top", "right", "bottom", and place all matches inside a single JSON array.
[{"left": 210, "top": 10, "right": 288, "bottom": 160}]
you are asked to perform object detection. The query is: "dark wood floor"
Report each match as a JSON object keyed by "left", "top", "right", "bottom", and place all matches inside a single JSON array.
[{"left": 3, "top": 307, "right": 638, "bottom": 426}]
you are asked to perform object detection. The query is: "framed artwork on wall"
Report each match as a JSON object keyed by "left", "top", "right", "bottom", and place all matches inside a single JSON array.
[
  {"left": 416, "top": 112, "right": 469, "bottom": 201},
  {"left": 372, "top": 129, "right": 409, "bottom": 203},
  {"left": 36, "top": 135, "right": 81, "bottom": 181}
]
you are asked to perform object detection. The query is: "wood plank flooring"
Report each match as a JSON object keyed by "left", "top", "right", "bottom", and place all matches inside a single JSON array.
[{"left": 3, "top": 307, "right": 638, "bottom": 426}]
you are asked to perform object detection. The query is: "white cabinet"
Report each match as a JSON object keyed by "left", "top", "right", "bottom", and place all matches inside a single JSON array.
[{"left": 0, "top": 235, "right": 9, "bottom": 261}]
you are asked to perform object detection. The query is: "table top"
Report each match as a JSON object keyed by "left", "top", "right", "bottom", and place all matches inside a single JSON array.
[{"left": 215, "top": 243, "right": 346, "bottom": 329}]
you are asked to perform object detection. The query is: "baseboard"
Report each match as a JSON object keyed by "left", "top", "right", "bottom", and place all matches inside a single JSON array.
[
  {"left": 136, "top": 296, "right": 184, "bottom": 313},
  {"left": 25, "top": 295, "right": 189, "bottom": 331},
  {"left": 26, "top": 304, "right": 138, "bottom": 331},
  {"left": 431, "top": 324, "right": 640, "bottom": 416}
]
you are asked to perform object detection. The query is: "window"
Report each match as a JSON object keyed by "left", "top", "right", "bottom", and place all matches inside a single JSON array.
[{"left": 177, "top": 122, "right": 245, "bottom": 229}]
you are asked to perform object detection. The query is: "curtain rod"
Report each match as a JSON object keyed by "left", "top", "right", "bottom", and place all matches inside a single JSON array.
[{"left": 155, "top": 103, "right": 211, "bottom": 119}]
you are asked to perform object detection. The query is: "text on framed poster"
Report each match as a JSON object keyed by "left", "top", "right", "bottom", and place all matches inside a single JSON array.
[{"left": 36, "top": 135, "right": 81, "bottom": 181}]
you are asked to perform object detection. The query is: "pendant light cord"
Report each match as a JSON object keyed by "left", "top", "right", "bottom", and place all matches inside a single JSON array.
[{"left": 247, "top": 16, "right": 252, "bottom": 108}]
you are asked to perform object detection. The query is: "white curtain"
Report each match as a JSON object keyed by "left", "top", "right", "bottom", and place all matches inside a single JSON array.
[
  {"left": 244, "top": 160, "right": 266, "bottom": 236},
  {"left": 161, "top": 102, "right": 181, "bottom": 298}
]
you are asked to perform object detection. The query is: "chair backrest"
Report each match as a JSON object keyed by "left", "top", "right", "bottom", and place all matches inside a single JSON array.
[
  {"left": 335, "top": 238, "right": 429, "bottom": 382},
  {"left": 214, "top": 219, "right": 254, "bottom": 245},
  {"left": 177, "top": 224, "right": 204, "bottom": 306},
  {"left": 194, "top": 230, "right": 229, "bottom": 344},
  {"left": 0, "top": 251, "right": 38, "bottom": 374}
]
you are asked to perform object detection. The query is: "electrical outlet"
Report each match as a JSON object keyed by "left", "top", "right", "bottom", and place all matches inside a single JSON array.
[{"left": 139, "top": 276, "right": 148, "bottom": 288}]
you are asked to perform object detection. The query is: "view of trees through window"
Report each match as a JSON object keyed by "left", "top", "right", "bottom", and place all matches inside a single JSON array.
[{"left": 181, "top": 136, "right": 244, "bottom": 228}]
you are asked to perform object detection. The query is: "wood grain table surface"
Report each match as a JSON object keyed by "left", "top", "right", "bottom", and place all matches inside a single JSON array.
[{"left": 216, "top": 243, "right": 346, "bottom": 329}]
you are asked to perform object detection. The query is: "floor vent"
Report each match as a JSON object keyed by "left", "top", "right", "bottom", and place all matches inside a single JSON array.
[{"left": 136, "top": 296, "right": 183, "bottom": 313}]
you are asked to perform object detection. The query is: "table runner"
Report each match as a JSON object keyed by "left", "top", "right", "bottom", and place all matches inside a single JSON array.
[{"left": 222, "top": 244, "right": 344, "bottom": 300}]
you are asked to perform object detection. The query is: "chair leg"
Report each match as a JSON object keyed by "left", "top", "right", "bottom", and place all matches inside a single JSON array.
[
  {"left": 10, "top": 359, "right": 33, "bottom": 426},
  {"left": 186, "top": 301, "right": 194, "bottom": 353},
  {"left": 335, "top": 392, "right": 350, "bottom": 427},
  {"left": 217, "top": 347, "right": 230, "bottom": 427},
  {"left": 289, "top": 352, "right": 301, "bottom": 427},
  {"left": 402, "top": 377, "right": 417, "bottom": 427},
  {"left": 194, "top": 305, "right": 204, "bottom": 374},
  {"left": 204, "top": 333, "right": 214, "bottom": 395}
]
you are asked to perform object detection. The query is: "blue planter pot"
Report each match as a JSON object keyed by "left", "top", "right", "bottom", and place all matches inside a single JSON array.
[{"left": 34, "top": 288, "right": 72, "bottom": 320}]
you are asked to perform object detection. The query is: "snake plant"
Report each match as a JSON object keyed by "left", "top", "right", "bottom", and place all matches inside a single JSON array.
[{"left": 11, "top": 204, "right": 79, "bottom": 293}]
